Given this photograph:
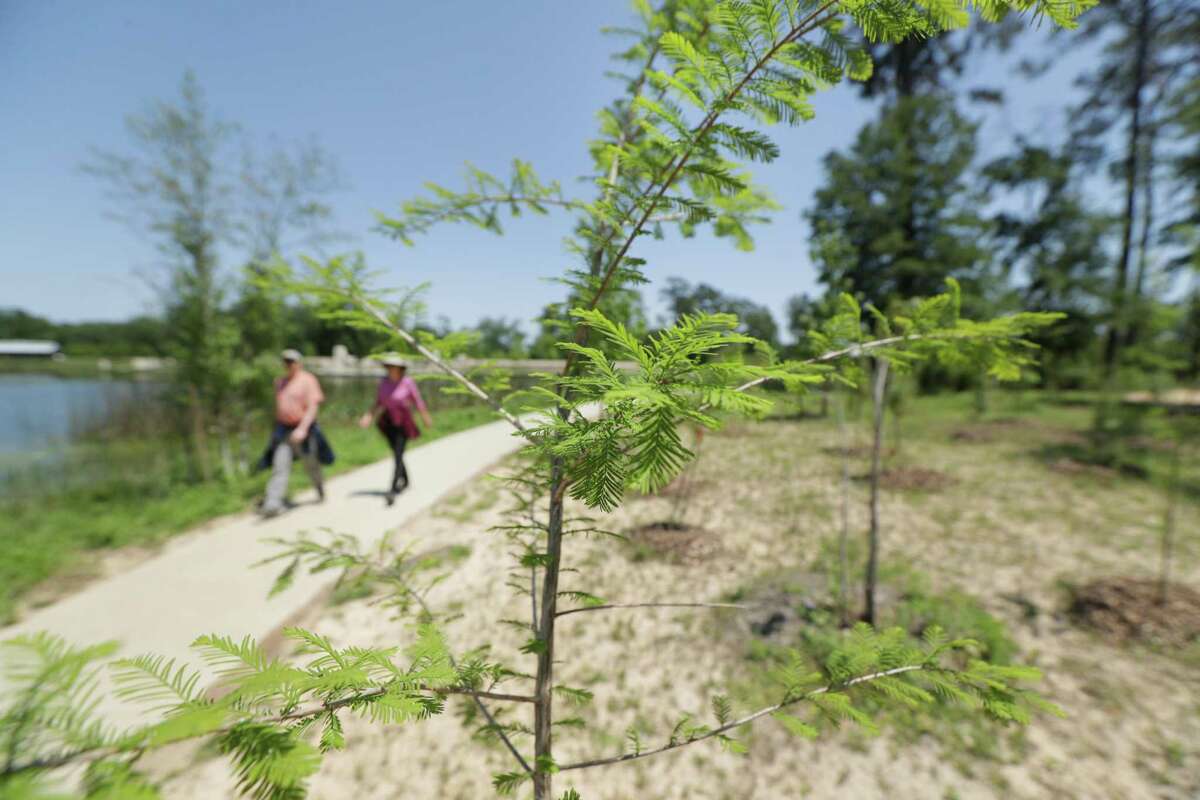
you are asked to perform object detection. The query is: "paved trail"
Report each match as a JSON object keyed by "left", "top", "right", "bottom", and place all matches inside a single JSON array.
[{"left": 2, "top": 418, "right": 524, "bottom": 725}]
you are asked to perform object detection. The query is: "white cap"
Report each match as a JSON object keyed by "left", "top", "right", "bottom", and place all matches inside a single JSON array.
[
  {"left": 380, "top": 354, "right": 409, "bottom": 368},
  {"left": 280, "top": 348, "right": 303, "bottom": 362}
]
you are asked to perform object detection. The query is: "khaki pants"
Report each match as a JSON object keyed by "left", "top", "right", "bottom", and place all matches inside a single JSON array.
[{"left": 262, "top": 440, "right": 323, "bottom": 513}]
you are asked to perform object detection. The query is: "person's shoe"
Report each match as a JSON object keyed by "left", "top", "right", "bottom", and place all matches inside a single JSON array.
[
  {"left": 385, "top": 491, "right": 396, "bottom": 507},
  {"left": 260, "top": 506, "right": 283, "bottom": 519}
]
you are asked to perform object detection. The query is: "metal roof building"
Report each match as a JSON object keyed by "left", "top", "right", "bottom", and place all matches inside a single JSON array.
[{"left": 0, "top": 339, "right": 62, "bottom": 357}]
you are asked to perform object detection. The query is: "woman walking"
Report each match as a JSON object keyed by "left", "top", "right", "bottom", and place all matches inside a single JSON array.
[{"left": 359, "top": 356, "right": 433, "bottom": 505}]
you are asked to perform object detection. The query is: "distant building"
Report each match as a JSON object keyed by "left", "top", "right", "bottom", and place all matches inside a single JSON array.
[{"left": 0, "top": 339, "right": 62, "bottom": 357}]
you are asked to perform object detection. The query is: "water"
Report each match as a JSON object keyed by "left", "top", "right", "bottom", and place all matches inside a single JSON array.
[{"left": 0, "top": 373, "right": 162, "bottom": 476}]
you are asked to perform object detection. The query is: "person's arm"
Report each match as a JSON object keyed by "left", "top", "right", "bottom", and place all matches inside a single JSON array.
[
  {"left": 358, "top": 394, "right": 385, "bottom": 428},
  {"left": 410, "top": 377, "right": 433, "bottom": 428}
]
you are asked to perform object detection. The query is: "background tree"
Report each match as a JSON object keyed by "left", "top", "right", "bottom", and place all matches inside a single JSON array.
[
  {"left": 1070, "top": 0, "right": 1195, "bottom": 379},
  {"left": 983, "top": 143, "right": 1113, "bottom": 386},
  {"left": 84, "top": 72, "right": 346, "bottom": 479},
  {"left": 233, "top": 141, "right": 344, "bottom": 359},
  {"left": 466, "top": 317, "right": 529, "bottom": 358},
  {"left": 806, "top": 94, "right": 989, "bottom": 311},
  {"left": 661, "top": 277, "right": 779, "bottom": 346},
  {"left": 84, "top": 70, "right": 236, "bottom": 480}
]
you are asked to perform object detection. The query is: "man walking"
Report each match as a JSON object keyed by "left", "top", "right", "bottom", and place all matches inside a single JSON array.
[{"left": 258, "top": 349, "right": 333, "bottom": 517}]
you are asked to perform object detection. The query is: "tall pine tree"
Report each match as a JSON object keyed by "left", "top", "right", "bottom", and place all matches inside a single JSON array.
[
  {"left": 1070, "top": 0, "right": 1194, "bottom": 378},
  {"left": 807, "top": 94, "right": 988, "bottom": 311}
]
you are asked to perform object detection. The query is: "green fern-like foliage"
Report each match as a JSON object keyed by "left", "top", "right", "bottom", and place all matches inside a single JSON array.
[
  {"left": 2, "top": 2, "right": 1097, "bottom": 797},
  {"left": 0, "top": 624, "right": 468, "bottom": 799}
]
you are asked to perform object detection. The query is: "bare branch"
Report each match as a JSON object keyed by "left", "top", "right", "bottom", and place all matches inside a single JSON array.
[
  {"left": 555, "top": 602, "right": 750, "bottom": 619},
  {"left": 558, "top": 665, "right": 924, "bottom": 773},
  {"left": 353, "top": 292, "right": 530, "bottom": 434}
]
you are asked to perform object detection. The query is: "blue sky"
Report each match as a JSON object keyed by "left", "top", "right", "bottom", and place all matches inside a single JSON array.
[{"left": 0, "top": 1, "right": 1098, "bottom": 341}]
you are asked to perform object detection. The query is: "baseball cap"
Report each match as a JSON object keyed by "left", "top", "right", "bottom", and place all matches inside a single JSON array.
[
  {"left": 280, "top": 349, "right": 303, "bottom": 362},
  {"left": 380, "top": 354, "right": 409, "bottom": 368}
]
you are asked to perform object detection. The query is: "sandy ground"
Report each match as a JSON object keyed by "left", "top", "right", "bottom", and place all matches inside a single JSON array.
[{"left": 158, "top": 413, "right": 1200, "bottom": 800}]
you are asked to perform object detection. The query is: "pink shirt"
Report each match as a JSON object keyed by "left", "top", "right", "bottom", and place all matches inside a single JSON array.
[
  {"left": 377, "top": 375, "right": 427, "bottom": 425},
  {"left": 275, "top": 370, "right": 323, "bottom": 426}
]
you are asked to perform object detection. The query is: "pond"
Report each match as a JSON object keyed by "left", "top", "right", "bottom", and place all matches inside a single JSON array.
[{"left": 0, "top": 373, "right": 163, "bottom": 466}]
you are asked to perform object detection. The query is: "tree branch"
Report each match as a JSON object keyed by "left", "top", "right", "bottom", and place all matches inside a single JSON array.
[
  {"left": 1, "top": 682, "right": 534, "bottom": 779},
  {"left": 353, "top": 292, "right": 530, "bottom": 435},
  {"left": 558, "top": 664, "right": 924, "bottom": 773},
  {"left": 402, "top": 589, "right": 535, "bottom": 776},
  {"left": 563, "top": 3, "right": 841, "bottom": 375},
  {"left": 555, "top": 602, "right": 750, "bottom": 619}
]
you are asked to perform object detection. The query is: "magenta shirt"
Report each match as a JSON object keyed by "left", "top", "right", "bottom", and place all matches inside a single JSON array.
[{"left": 377, "top": 375, "right": 427, "bottom": 425}]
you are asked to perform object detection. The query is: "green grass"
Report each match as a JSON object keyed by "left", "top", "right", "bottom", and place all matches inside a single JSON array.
[{"left": 0, "top": 405, "right": 500, "bottom": 622}]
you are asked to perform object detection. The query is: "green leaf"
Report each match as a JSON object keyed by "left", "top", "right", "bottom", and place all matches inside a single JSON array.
[{"left": 773, "top": 712, "right": 819, "bottom": 739}]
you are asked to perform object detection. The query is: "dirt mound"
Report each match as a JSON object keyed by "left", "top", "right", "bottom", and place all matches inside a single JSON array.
[
  {"left": 629, "top": 521, "right": 721, "bottom": 565},
  {"left": 1068, "top": 577, "right": 1200, "bottom": 647},
  {"left": 822, "top": 444, "right": 896, "bottom": 459},
  {"left": 869, "top": 467, "right": 957, "bottom": 491},
  {"left": 951, "top": 419, "right": 1086, "bottom": 446},
  {"left": 1048, "top": 457, "right": 1119, "bottom": 479},
  {"left": 950, "top": 426, "right": 996, "bottom": 443},
  {"left": 1125, "top": 436, "right": 1176, "bottom": 454}
]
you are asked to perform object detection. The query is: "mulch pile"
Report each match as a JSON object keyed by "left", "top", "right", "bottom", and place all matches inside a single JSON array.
[
  {"left": 1068, "top": 577, "right": 1200, "bottom": 647},
  {"left": 1048, "top": 457, "right": 1119, "bottom": 479},
  {"left": 877, "top": 467, "right": 957, "bottom": 491},
  {"left": 950, "top": 419, "right": 1088, "bottom": 446},
  {"left": 823, "top": 444, "right": 894, "bottom": 459},
  {"left": 949, "top": 419, "right": 1030, "bottom": 443},
  {"left": 629, "top": 521, "right": 721, "bottom": 565}
]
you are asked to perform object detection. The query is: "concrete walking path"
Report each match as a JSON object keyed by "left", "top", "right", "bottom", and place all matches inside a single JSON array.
[{"left": 2, "top": 417, "right": 525, "bottom": 725}]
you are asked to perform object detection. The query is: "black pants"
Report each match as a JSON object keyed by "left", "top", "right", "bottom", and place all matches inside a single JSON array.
[{"left": 381, "top": 420, "right": 409, "bottom": 493}]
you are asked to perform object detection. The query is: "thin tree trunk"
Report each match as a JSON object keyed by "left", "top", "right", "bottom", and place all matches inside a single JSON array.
[
  {"left": 836, "top": 391, "right": 852, "bottom": 628},
  {"left": 533, "top": 459, "right": 566, "bottom": 800},
  {"left": 1102, "top": 0, "right": 1150, "bottom": 379},
  {"left": 1127, "top": 125, "right": 1157, "bottom": 350},
  {"left": 668, "top": 426, "right": 702, "bottom": 527},
  {"left": 218, "top": 423, "right": 235, "bottom": 482},
  {"left": 864, "top": 358, "right": 890, "bottom": 627},
  {"left": 237, "top": 415, "right": 250, "bottom": 475},
  {"left": 188, "top": 384, "right": 212, "bottom": 482},
  {"left": 974, "top": 371, "right": 988, "bottom": 419},
  {"left": 1160, "top": 430, "right": 1182, "bottom": 605}
]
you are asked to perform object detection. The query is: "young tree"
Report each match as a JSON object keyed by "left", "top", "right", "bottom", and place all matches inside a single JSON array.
[
  {"left": 84, "top": 70, "right": 236, "bottom": 480},
  {"left": 84, "top": 73, "right": 345, "bottom": 480},
  {"left": 5, "top": 2, "right": 1092, "bottom": 798},
  {"left": 865, "top": 356, "right": 889, "bottom": 625}
]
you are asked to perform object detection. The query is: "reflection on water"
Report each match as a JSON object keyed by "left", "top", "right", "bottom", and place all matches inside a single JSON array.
[{"left": 0, "top": 373, "right": 164, "bottom": 477}]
